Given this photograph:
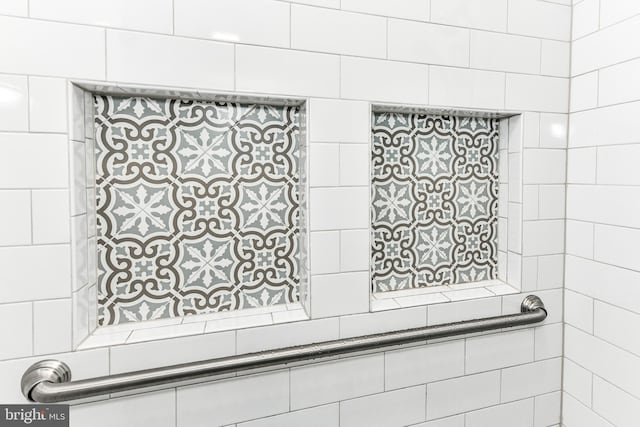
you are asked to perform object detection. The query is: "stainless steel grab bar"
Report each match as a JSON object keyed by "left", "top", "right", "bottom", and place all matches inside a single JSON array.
[{"left": 21, "top": 295, "right": 547, "bottom": 403}]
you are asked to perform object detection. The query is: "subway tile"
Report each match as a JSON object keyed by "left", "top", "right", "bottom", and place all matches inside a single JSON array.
[
  {"left": 340, "top": 386, "right": 426, "bottom": 427},
  {"left": 310, "top": 231, "right": 340, "bottom": 274},
  {"left": 110, "top": 331, "right": 235, "bottom": 373},
  {"left": 534, "top": 391, "right": 561, "bottom": 427},
  {"left": 600, "top": 0, "right": 640, "bottom": 27},
  {"left": 501, "top": 358, "right": 562, "bottom": 402},
  {"left": 565, "top": 255, "right": 640, "bottom": 314},
  {"left": 385, "top": 341, "right": 464, "bottom": 390},
  {"left": 292, "top": 5, "right": 386, "bottom": 58},
  {"left": 507, "top": 202, "right": 522, "bottom": 252},
  {"left": 564, "top": 289, "right": 593, "bottom": 333},
  {"left": 0, "top": 0, "right": 27, "bottom": 16},
  {"left": 562, "top": 392, "right": 614, "bottom": 427},
  {"left": 570, "top": 71, "right": 598, "bottom": 112},
  {"left": 521, "top": 185, "right": 538, "bottom": 220},
  {"left": 567, "top": 147, "right": 596, "bottom": 184},
  {"left": 28, "top": 77, "right": 67, "bottom": 133},
  {"left": 69, "top": 140, "right": 86, "bottom": 216},
  {"left": 567, "top": 185, "right": 640, "bottom": 228},
  {"left": 339, "top": 229, "right": 369, "bottom": 272},
  {"left": 572, "top": 0, "right": 599, "bottom": 39},
  {"left": 508, "top": 152, "right": 521, "bottom": 202},
  {"left": 565, "top": 326, "right": 640, "bottom": 399},
  {"left": 507, "top": 251, "right": 523, "bottom": 290},
  {"left": 539, "top": 114, "right": 567, "bottom": 148},
  {"left": 563, "top": 357, "right": 593, "bottom": 406},
  {"left": 0, "top": 133, "right": 68, "bottom": 188},
  {"left": 309, "top": 99, "right": 370, "bottom": 143},
  {"left": 0, "top": 74, "right": 28, "bottom": 131},
  {"left": 177, "top": 371, "right": 289, "bottom": 426},
  {"left": 72, "top": 390, "right": 175, "bottom": 427},
  {"left": 470, "top": 30, "right": 540, "bottom": 74},
  {"left": 431, "top": 0, "right": 508, "bottom": 31},
  {"left": 341, "top": 56, "right": 428, "bottom": 104},
  {"left": 565, "top": 220, "right": 593, "bottom": 259},
  {"left": 237, "top": 318, "right": 339, "bottom": 353},
  {"left": 592, "top": 375, "right": 640, "bottom": 427},
  {"left": 465, "top": 329, "right": 534, "bottom": 374},
  {"left": 291, "top": 0, "right": 339, "bottom": 7},
  {"left": 572, "top": 14, "right": 640, "bottom": 75},
  {"left": 238, "top": 45, "right": 339, "bottom": 97},
  {"left": 569, "top": 101, "right": 640, "bottom": 148},
  {"left": 538, "top": 185, "right": 565, "bottom": 219},
  {"left": 426, "top": 371, "right": 501, "bottom": 420},
  {"left": 0, "top": 16, "right": 104, "bottom": 79},
  {"left": 520, "top": 256, "right": 537, "bottom": 291},
  {"left": 430, "top": 66, "right": 505, "bottom": 110},
  {"left": 594, "top": 224, "right": 640, "bottom": 271},
  {"left": 599, "top": 57, "right": 640, "bottom": 107},
  {"left": 311, "top": 272, "right": 369, "bottom": 318},
  {"left": 0, "top": 245, "right": 70, "bottom": 303},
  {"left": 522, "top": 220, "right": 564, "bottom": 256},
  {"left": 128, "top": 322, "right": 205, "bottom": 343},
  {"left": 238, "top": 404, "right": 339, "bottom": 427},
  {"left": 71, "top": 286, "right": 89, "bottom": 348},
  {"left": 341, "top": 0, "right": 430, "bottom": 21},
  {"left": 71, "top": 215, "right": 88, "bottom": 291},
  {"left": 30, "top": 0, "right": 172, "bottom": 33},
  {"left": 108, "top": 30, "right": 234, "bottom": 90},
  {"left": 309, "top": 187, "right": 368, "bottom": 230},
  {"left": 507, "top": 0, "right": 570, "bottom": 41},
  {"left": 414, "top": 416, "right": 464, "bottom": 427},
  {"left": 466, "top": 398, "right": 534, "bottom": 427},
  {"left": 340, "top": 306, "right": 425, "bottom": 338},
  {"left": 175, "top": 0, "right": 289, "bottom": 48},
  {"left": 32, "top": 190, "right": 71, "bottom": 244},
  {"left": 534, "top": 323, "right": 563, "bottom": 360},
  {"left": 290, "top": 354, "right": 384, "bottom": 409},
  {"left": 597, "top": 144, "right": 640, "bottom": 185},
  {"left": 594, "top": 301, "right": 640, "bottom": 357},
  {"left": 0, "top": 302, "right": 32, "bottom": 360},
  {"left": 68, "top": 84, "right": 85, "bottom": 142},
  {"left": 0, "top": 190, "right": 31, "bottom": 246},
  {"left": 506, "top": 74, "right": 569, "bottom": 113},
  {"left": 388, "top": 19, "right": 469, "bottom": 67},
  {"left": 33, "top": 299, "right": 72, "bottom": 355},
  {"left": 526, "top": 150, "right": 563, "bottom": 186},
  {"left": 339, "top": 144, "right": 369, "bottom": 186},
  {"left": 309, "top": 143, "right": 339, "bottom": 186},
  {"left": 536, "top": 254, "right": 564, "bottom": 289},
  {"left": 541, "top": 40, "right": 570, "bottom": 77}
]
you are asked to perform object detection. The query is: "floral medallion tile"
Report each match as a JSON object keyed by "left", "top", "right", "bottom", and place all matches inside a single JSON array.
[
  {"left": 94, "top": 95, "right": 302, "bottom": 326},
  {"left": 372, "top": 113, "right": 499, "bottom": 293}
]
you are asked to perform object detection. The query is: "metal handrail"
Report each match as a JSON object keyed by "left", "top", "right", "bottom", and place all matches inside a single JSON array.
[{"left": 21, "top": 295, "right": 547, "bottom": 403}]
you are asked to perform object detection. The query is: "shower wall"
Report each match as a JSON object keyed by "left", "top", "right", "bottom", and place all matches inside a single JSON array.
[
  {"left": 563, "top": 1, "right": 640, "bottom": 426},
  {"left": 0, "top": 1, "right": 569, "bottom": 426}
]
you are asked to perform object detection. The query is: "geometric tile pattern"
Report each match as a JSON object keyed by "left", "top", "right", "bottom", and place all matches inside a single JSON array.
[
  {"left": 371, "top": 112, "right": 499, "bottom": 292},
  {"left": 94, "top": 95, "right": 301, "bottom": 325}
]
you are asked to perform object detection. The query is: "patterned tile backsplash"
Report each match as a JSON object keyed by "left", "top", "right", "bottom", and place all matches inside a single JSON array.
[
  {"left": 371, "top": 112, "right": 499, "bottom": 292},
  {"left": 94, "top": 95, "right": 302, "bottom": 325}
]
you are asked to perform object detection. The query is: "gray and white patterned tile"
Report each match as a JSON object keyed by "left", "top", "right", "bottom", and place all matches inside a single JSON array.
[{"left": 372, "top": 113, "right": 499, "bottom": 292}]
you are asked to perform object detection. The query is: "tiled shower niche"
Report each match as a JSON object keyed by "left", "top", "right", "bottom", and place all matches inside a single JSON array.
[
  {"left": 372, "top": 112, "right": 499, "bottom": 293},
  {"left": 93, "top": 94, "right": 305, "bottom": 326}
]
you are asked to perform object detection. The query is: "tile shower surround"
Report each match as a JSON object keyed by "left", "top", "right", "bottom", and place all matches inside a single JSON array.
[
  {"left": 372, "top": 113, "right": 499, "bottom": 292},
  {"left": 94, "top": 95, "right": 302, "bottom": 325},
  {"left": 0, "top": 0, "right": 570, "bottom": 425}
]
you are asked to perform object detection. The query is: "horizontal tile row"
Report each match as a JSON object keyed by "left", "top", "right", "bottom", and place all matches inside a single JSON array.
[{"left": 6, "top": 0, "right": 571, "bottom": 42}]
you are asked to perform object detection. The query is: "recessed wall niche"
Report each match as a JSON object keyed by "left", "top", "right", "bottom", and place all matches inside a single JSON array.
[
  {"left": 71, "top": 84, "right": 308, "bottom": 331},
  {"left": 371, "top": 111, "right": 501, "bottom": 293}
]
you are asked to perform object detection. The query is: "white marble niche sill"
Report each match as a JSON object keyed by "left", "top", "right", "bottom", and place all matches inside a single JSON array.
[
  {"left": 370, "top": 279, "right": 518, "bottom": 311},
  {"left": 78, "top": 302, "right": 308, "bottom": 350}
]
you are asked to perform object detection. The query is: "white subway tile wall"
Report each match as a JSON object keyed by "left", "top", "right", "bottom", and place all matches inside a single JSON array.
[
  {"left": 0, "top": 0, "right": 571, "bottom": 426},
  {"left": 563, "top": 0, "right": 640, "bottom": 425}
]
